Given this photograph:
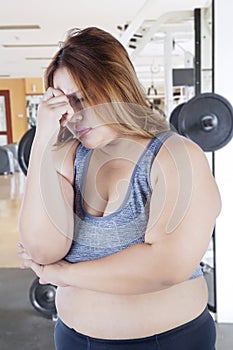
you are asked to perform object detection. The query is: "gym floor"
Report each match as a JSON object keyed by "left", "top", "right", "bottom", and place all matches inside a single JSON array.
[{"left": 0, "top": 172, "right": 233, "bottom": 350}]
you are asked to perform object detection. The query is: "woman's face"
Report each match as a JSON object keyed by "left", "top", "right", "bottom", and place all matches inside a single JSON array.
[{"left": 53, "top": 67, "right": 121, "bottom": 149}]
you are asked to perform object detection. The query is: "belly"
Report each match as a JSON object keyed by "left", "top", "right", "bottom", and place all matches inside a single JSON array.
[{"left": 56, "top": 277, "right": 208, "bottom": 339}]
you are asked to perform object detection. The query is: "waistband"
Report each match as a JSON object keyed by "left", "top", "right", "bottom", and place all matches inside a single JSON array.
[{"left": 56, "top": 306, "right": 211, "bottom": 344}]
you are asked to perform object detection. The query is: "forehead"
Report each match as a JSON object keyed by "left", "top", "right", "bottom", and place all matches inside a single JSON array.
[{"left": 53, "top": 67, "right": 80, "bottom": 95}]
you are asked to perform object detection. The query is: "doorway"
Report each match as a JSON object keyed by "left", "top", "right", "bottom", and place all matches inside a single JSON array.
[{"left": 0, "top": 90, "right": 13, "bottom": 145}]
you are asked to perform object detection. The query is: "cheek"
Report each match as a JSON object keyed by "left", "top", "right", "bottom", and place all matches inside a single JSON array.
[
  {"left": 85, "top": 107, "right": 112, "bottom": 128},
  {"left": 90, "top": 127, "right": 109, "bottom": 142},
  {"left": 94, "top": 125, "right": 116, "bottom": 138},
  {"left": 79, "top": 129, "right": 103, "bottom": 149}
]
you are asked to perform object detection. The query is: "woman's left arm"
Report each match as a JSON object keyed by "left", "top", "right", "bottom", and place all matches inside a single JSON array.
[{"left": 22, "top": 134, "right": 222, "bottom": 294}]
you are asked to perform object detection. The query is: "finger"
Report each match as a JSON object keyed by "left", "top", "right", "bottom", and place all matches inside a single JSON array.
[
  {"left": 20, "top": 258, "right": 34, "bottom": 269},
  {"left": 17, "top": 242, "right": 24, "bottom": 249},
  {"left": 46, "top": 95, "right": 69, "bottom": 106},
  {"left": 39, "top": 279, "right": 49, "bottom": 285},
  {"left": 20, "top": 262, "right": 29, "bottom": 269},
  {"left": 30, "top": 261, "right": 44, "bottom": 276},
  {"left": 52, "top": 88, "right": 66, "bottom": 97},
  {"left": 45, "top": 98, "right": 74, "bottom": 120},
  {"left": 17, "top": 251, "right": 31, "bottom": 260},
  {"left": 42, "top": 87, "right": 64, "bottom": 101},
  {"left": 21, "top": 259, "right": 44, "bottom": 276}
]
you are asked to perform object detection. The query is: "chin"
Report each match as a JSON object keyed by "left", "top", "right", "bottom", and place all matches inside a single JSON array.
[
  {"left": 79, "top": 138, "right": 99, "bottom": 149},
  {"left": 79, "top": 132, "right": 117, "bottom": 149}
]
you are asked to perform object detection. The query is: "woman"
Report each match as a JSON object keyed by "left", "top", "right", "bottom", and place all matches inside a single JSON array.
[{"left": 18, "top": 27, "right": 221, "bottom": 350}]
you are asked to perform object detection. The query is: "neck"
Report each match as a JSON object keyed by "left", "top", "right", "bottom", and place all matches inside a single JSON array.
[{"left": 94, "top": 135, "right": 151, "bottom": 160}]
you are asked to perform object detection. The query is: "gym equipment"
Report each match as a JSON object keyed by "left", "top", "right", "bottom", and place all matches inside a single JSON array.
[
  {"left": 0, "top": 146, "right": 14, "bottom": 175},
  {"left": 18, "top": 127, "right": 58, "bottom": 319},
  {"left": 169, "top": 92, "right": 233, "bottom": 152},
  {"left": 17, "top": 127, "right": 36, "bottom": 176},
  {"left": 170, "top": 92, "right": 233, "bottom": 314},
  {"left": 29, "top": 277, "right": 57, "bottom": 320},
  {"left": 3, "top": 143, "right": 20, "bottom": 172},
  {"left": 169, "top": 102, "right": 186, "bottom": 132}
]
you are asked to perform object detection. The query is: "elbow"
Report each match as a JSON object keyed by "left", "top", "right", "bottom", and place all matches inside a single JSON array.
[
  {"left": 23, "top": 241, "right": 69, "bottom": 265},
  {"left": 19, "top": 222, "right": 39, "bottom": 258},
  {"left": 160, "top": 273, "right": 183, "bottom": 289},
  {"left": 158, "top": 273, "right": 187, "bottom": 290},
  {"left": 27, "top": 247, "right": 53, "bottom": 265},
  {"left": 19, "top": 224, "right": 71, "bottom": 265},
  {"left": 166, "top": 273, "right": 187, "bottom": 286},
  {"left": 160, "top": 263, "right": 199, "bottom": 287},
  {"left": 19, "top": 237, "right": 58, "bottom": 265},
  {"left": 156, "top": 260, "right": 190, "bottom": 289},
  {"left": 144, "top": 266, "right": 183, "bottom": 292}
]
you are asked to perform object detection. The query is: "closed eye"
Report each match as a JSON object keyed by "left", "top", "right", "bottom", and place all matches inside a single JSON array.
[
  {"left": 70, "top": 96, "right": 84, "bottom": 105},
  {"left": 68, "top": 95, "right": 85, "bottom": 109}
]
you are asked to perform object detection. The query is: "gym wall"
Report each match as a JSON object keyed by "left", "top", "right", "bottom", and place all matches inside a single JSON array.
[{"left": 0, "top": 77, "right": 44, "bottom": 143}]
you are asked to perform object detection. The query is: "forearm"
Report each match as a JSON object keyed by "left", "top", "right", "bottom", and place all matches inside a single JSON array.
[
  {"left": 64, "top": 241, "right": 181, "bottom": 295},
  {"left": 19, "top": 136, "right": 73, "bottom": 264},
  {"left": 63, "top": 219, "right": 213, "bottom": 294}
]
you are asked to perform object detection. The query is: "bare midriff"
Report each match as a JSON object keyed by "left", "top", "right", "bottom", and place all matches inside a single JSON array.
[{"left": 56, "top": 276, "right": 208, "bottom": 339}]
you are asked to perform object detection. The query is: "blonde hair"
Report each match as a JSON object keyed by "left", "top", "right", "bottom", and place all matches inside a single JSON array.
[{"left": 45, "top": 27, "right": 170, "bottom": 143}]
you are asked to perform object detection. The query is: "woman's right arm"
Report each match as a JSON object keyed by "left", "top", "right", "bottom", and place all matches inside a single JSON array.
[{"left": 18, "top": 88, "right": 77, "bottom": 265}]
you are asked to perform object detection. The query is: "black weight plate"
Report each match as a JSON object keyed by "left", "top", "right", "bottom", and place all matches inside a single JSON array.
[
  {"left": 178, "top": 93, "right": 233, "bottom": 152},
  {"left": 169, "top": 102, "right": 186, "bottom": 132},
  {"left": 29, "top": 277, "right": 57, "bottom": 318},
  {"left": 17, "top": 127, "right": 36, "bottom": 175}
]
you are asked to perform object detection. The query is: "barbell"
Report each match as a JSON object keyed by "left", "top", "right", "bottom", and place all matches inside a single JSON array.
[
  {"left": 29, "top": 277, "right": 57, "bottom": 319},
  {"left": 17, "top": 126, "right": 36, "bottom": 176},
  {"left": 169, "top": 92, "right": 233, "bottom": 313},
  {"left": 170, "top": 92, "right": 233, "bottom": 152}
]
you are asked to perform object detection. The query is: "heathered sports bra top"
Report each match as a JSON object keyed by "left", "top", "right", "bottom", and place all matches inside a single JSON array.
[{"left": 65, "top": 132, "right": 203, "bottom": 280}]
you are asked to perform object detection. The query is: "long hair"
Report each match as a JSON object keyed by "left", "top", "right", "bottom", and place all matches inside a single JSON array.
[{"left": 45, "top": 27, "right": 170, "bottom": 143}]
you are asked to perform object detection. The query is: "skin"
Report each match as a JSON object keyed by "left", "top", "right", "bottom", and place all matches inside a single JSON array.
[{"left": 18, "top": 67, "right": 221, "bottom": 339}]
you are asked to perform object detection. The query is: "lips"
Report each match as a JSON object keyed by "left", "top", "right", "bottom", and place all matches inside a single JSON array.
[{"left": 76, "top": 127, "right": 91, "bottom": 138}]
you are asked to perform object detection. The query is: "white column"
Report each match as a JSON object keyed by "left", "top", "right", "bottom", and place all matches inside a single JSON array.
[
  {"left": 164, "top": 31, "right": 174, "bottom": 117},
  {"left": 201, "top": 7, "right": 212, "bottom": 93},
  {"left": 214, "top": 0, "right": 233, "bottom": 323}
]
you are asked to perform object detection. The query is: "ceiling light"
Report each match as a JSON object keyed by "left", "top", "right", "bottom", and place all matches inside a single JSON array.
[
  {"left": 3, "top": 44, "right": 58, "bottom": 48},
  {"left": 25, "top": 57, "right": 52, "bottom": 60},
  {"left": 0, "top": 25, "right": 40, "bottom": 30}
]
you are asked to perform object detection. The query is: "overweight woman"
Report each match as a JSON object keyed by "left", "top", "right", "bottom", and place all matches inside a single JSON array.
[{"left": 18, "top": 27, "right": 221, "bottom": 350}]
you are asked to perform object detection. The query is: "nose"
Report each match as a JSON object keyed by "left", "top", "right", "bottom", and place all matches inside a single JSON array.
[
  {"left": 73, "top": 112, "right": 83, "bottom": 121},
  {"left": 66, "top": 112, "right": 83, "bottom": 136},
  {"left": 66, "top": 112, "right": 83, "bottom": 128}
]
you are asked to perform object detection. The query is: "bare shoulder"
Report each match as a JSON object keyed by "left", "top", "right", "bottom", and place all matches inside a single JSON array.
[
  {"left": 158, "top": 132, "right": 209, "bottom": 163},
  {"left": 152, "top": 132, "right": 215, "bottom": 182},
  {"left": 150, "top": 132, "right": 222, "bottom": 220}
]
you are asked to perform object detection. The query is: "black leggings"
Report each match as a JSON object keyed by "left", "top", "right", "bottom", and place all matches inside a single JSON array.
[{"left": 54, "top": 307, "right": 216, "bottom": 350}]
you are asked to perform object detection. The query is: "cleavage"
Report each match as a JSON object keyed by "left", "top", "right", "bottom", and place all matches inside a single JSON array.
[{"left": 83, "top": 157, "right": 135, "bottom": 217}]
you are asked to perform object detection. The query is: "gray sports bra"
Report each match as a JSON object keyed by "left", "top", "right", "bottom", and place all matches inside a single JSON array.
[{"left": 65, "top": 132, "right": 203, "bottom": 280}]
